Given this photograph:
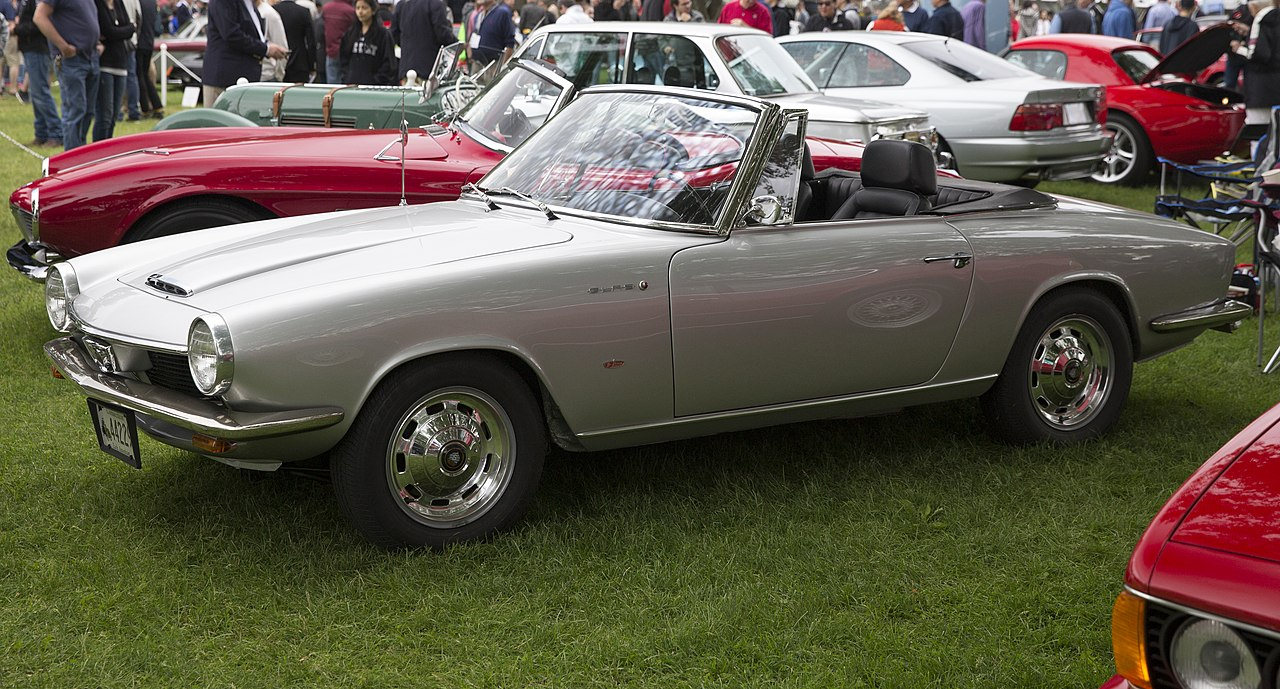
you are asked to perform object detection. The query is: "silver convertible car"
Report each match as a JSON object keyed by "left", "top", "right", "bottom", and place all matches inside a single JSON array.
[{"left": 43, "top": 86, "right": 1248, "bottom": 549}]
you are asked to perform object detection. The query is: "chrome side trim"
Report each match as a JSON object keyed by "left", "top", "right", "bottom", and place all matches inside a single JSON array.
[
  {"left": 1150, "top": 298, "right": 1252, "bottom": 334},
  {"left": 1125, "top": 587, "right": 1280, "bottom": 642},
  {"left": 577, "top": 374, "right": 998, "bottom": 440},
  {"left": 46, "top": 337, "right": 345, "bottom": 440}
]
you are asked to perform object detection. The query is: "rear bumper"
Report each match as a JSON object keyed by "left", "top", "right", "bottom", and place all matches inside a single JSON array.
[
  {"left": 6, "top": 239, "right": 56, "bottom": 282},
  {"left": 950, "top": 129, "right": 1111, "bottom": 182},
  {"left": 1150, "top": 298, "right": 1253, "bottom": 334}
]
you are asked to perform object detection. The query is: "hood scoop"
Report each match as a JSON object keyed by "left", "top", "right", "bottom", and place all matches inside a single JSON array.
[{"left": 146, "top": 273, "right": 193, "bottom": 297}]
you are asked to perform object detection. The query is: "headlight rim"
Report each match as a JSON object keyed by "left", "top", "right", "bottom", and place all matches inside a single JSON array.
[
  {"left": 44, "top": 262, "right": 79, "bottom": 332},
  {"left": 187, "top": 313, "right": 234, "bottom": 396}
]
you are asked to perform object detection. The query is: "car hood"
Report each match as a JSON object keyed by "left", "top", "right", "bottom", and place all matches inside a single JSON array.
[
  {"left": 1143, "top": 22, "right": 1233, "bottom": 83},
  {"left": 47, "top": 127, "right": 451, "bottom": 176},
  {"left": 1169, "top": 427, "right": 1280, "bottom": 564},
  {"left": 115, "top": 202, "right": 574, "bottom": 316},
  {"left": 766, "top": 92, "right": 930, "bottom": 125}
]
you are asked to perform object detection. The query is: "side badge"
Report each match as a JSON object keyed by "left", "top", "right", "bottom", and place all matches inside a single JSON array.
[{"left": 603, "top": 360, "right": 624, "bottom": 369}]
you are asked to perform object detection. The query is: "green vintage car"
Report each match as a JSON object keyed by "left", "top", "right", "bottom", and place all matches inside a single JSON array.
[{"left": 155, "top": 43, "right": 490, "bottom": 130}]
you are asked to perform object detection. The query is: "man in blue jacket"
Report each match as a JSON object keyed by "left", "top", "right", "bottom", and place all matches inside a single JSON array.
[
  {"left": 1101, "top": 0, "right": 1135, "bottom": 38},
  {"left": 464, "top": 0, "right": 514, "bottom": 74},
  {"left": 923, "top": 0, "right": 963, "bottom": 38}
]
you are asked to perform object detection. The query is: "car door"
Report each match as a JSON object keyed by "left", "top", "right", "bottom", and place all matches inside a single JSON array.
[{"left": 668, "top": 157, "right": 974, "bottom": 416}]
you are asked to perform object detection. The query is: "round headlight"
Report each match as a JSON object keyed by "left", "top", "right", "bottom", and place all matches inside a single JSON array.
[
  {"left": 1171, "top": 618, "right": 1260, "bottom": 689},
  {"left": 187, "top": 314, "right": 234, "bottom": 396},
  {"left": 45, "top": 263, "right": 78, "bottom": 332}
]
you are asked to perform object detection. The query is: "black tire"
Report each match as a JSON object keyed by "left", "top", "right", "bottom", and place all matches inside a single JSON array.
[
  {"left": 1092, "top": 112, "right": 1153, "bottom": 186},
  {"left": 330, "top": 356, "right": 546, "bottom": 550},
  {"left": 980, "top": 289, "right": 1133, "bottom": 445},
  {"left": 127, "top": 198, "right": 273, "bottom": 242}
]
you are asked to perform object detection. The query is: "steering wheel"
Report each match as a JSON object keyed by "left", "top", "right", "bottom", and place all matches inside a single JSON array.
[
  {"left": 635, "top": 133, "right": 689, "bottom": 168},
  {"left": 647, "top": 169, "right": 693, "bottom": 195}
]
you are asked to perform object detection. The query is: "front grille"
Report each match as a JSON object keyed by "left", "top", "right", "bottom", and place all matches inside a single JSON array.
[
  {"left": 11, "top": 204, "right": 34, "bottom": 243},
  {"left": 146, "top": 351, "right": 202, "bottom": 397},
  {"left": 278, "top": 114, "right": 357, "bottom": 129},
  {"left": 1144, "top": 600, "right": 1280, "bottom": 688}
]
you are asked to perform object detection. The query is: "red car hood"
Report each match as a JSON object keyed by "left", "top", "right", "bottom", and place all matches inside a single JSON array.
[
  {"left": 1143, "top": 22, "right": 1234, "bottom": 83},
  {"left": 46, "top": 127, "right": 451, "bottom": 176},
  {"left": 1170, "top": 427, "right": 1280, "bottom": 563}
]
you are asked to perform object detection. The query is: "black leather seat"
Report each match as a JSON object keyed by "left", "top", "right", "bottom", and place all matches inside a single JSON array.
[
  {"left": 832, "top": 139, "right": 937, "bottom": 220},
  {"left": 794, "top": 143, "right": 816, "bottom": 221}
]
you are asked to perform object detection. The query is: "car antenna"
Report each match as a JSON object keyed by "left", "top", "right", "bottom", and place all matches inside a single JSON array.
[{"left": 399, "top": 94, "right": 408, "bottom": 207}]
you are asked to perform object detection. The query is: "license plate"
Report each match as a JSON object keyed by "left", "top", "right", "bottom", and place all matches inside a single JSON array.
[
  {"left": 88, "top": 399, "right": 141, "bottom": 469},
  {"left": 1064, "top": 102, "right": 1090, "bottom": 125}
]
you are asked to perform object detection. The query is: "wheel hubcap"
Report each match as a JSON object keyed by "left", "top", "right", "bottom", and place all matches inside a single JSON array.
[
  {"left": 385, "top": 387, "right": 514, "bottom": 528},
  {"left": 1093, "top": 123, "right": 1135, "bottom": 183},
  {"left": 1028, "top": 316, "right": 1113, "bottom": 429}
]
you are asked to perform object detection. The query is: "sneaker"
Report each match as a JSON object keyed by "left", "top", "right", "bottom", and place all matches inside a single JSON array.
[{"left": 14, "top": 91, "right": 26, "bottom": 104}]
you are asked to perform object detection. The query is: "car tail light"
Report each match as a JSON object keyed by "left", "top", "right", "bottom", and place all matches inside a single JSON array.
[
  {"left": 1009, "top": 103, "right": 1065, "bottom": 131},
  {"left": 1111, "top": 590, "right": 1153, "bottom": 689}
]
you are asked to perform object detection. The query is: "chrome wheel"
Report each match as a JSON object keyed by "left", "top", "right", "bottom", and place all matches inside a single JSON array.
[
  {"left": 1091, "top": 113, "right": 1151, "bottom": 185},
  {"left": 386, "top": 387, "right": 515, "bottom": 529},
  {"left": 1027, "top": 315, "right": 1113, "bottom": 430}
]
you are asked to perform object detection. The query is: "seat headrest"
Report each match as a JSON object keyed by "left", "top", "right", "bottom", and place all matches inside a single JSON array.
[
  {"left": 801, "top": 142, "right": 815, "bottom": 181},
  {"left": 861, "top": 139, "right": 937, "bottom": 196}
]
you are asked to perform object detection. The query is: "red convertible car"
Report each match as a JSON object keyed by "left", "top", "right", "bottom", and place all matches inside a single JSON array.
[
  {"left": 1101, "top": 401, "right": 1280, "bottom": 689},
  {"left": 6, "top": 61, "right": 871, "bottom": 281},
  {"left": 1005, "top": 25, "right": 1245, "bottom": 185}
]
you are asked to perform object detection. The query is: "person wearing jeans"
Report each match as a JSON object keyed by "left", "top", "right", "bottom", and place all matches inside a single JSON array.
[
  {"left": 92, "top": 0, "right": 133, "bottom": 141},
  {"left": 15, "top": 0, "right": 62, "bottom": 145},
  {"left": 34, "top": 0, "right": 99, "bottom": 149}
]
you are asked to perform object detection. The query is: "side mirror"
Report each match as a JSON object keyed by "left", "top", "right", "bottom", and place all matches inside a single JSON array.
[{"left": 744, "top": 195, "right": 784, "bottom": 225}]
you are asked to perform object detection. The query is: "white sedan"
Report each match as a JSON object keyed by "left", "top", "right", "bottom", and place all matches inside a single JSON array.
[{"left": 778, "top": 32, "right": 1110, "bottom": 184}]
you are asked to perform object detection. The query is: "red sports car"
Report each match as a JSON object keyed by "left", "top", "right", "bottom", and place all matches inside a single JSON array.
[
  {"left": 1005, "top": 25, "right": 1245, "bottom": 185},
  {"left": 1100, "top": 401, "right": 1280, "bottom": 689},
  {"left": 6, "top": 61, "right": 871, "bottom": 281}
]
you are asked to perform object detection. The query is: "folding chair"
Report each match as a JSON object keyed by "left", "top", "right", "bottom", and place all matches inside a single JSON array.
[{"left": 1155, "top": 106, "right": 1280, "bottom": 248}]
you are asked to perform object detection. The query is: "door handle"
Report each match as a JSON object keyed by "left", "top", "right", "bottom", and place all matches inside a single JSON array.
[{"left": 923, "top": 253, "right": 972, "bottom": 269}]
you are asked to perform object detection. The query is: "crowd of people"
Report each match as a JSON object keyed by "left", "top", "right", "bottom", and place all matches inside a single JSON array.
[{"left": 0, "top": 0, "right": 1275, "bottom": 151}]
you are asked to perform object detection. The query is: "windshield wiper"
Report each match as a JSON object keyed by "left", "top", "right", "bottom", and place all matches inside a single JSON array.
[
  {"left": 462, "top": 182, "right": 500, "bottom": 211},
  {"left": 489, "top": 186, "right": 559, "bottom": 221}
]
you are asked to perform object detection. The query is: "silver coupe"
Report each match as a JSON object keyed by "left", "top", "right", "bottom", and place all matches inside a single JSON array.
[{"left": 42, "top": 86, "right": 1248, "bottom": 549}]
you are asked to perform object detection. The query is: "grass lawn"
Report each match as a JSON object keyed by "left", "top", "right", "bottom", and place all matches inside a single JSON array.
[{"left": 0, "top": 95, "right": 1271, "bottom": 688}]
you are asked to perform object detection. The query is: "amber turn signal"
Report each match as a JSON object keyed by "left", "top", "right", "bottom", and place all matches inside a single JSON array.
[
  {"left": 1112, "top": 590, "right": 1152, "bottom": 689},
  {"left": 192, "top": 434, "right": 236, "bottom": 454}
]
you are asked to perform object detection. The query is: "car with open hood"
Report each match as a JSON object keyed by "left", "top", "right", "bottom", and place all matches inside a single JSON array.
[
  {"left": 1101, "top": 401, "right": 1280, "bottom": 689},
  {"left": 6, "top": 59, "right": 869, "bottom": 281},
  {"left": 39, "top": 85, "right": 1249, "bottom": 549},
  {"left": 778, "top": 31, "right": 1110, "bottom": 185},
  {"left": 1005, "top": 24, "right": 1245, "bottom": 185}
]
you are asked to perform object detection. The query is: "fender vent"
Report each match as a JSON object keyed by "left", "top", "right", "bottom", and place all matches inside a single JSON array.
[{"left": 146, "top": 274, "right": 192, "bottom": 297}]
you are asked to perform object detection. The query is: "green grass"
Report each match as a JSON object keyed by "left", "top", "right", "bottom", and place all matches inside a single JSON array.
[{"left": 0, "top": 98, "right": 1271, "bottom": 687}]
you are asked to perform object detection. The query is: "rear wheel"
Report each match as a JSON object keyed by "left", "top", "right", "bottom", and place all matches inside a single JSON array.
[
  {"left": 1092, "top": 112, "right": 1152, "bottom": 186},
  {"left": 127, "top": 198, "right": 273, "bottom": 242},
  {"left": 330, "top": 356, "right": 546, "bottom": 550},
  {"left": 981, "top": 289, "right": 1133, "bottom": 444}
]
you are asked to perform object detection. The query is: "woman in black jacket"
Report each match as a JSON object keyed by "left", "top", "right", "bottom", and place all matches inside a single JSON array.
[
  {"left": 340, "top": 0, "right": 396, "bottom": 85},
  {"left": 93, "top": 0, "right": 135, "bottom": 142}
]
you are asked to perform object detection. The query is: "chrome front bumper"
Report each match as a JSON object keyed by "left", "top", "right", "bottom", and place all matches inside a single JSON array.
[
  {"left": 45, "top": 336, "right": 345, "bottom": 440},
  {"left": 7, "top": 239, "right": 57, "bottom": 281},
  {"left": 1150, "top": 298, "right": 1253, "bottom": 334}
]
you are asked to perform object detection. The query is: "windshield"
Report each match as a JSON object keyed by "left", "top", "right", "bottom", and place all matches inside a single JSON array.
[
  {"left": 715, "top": 35, "right": 817, "bottom": 96},
  {"left": 479, "top": 92, "right": 760, "bottom": 227},
  {"left": 455, "top": 64, "right": 566, "bottom": 149},
  {"left": 902, "top": 39, "right": 1033, "bottom": 81},
  {"left": 1113, "top": 48, "right": 1159, "bottom": 84}
]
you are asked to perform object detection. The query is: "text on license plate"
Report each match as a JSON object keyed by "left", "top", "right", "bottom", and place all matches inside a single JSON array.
[{"left": 89, "top": 399, "right": 141, "bottom": 469}]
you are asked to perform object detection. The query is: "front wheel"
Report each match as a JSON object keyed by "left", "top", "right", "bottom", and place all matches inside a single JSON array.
[
  {"left": 331, "top": 357, "right": 546, "bottom": 549},
  {"left": 980, "top": 289, "right": 1133, "bottom": 444},
  {"left": 127, "top": 198, "right": 274, "bottom": 242}
]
